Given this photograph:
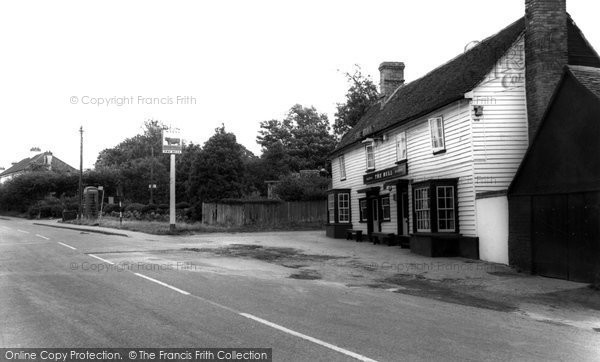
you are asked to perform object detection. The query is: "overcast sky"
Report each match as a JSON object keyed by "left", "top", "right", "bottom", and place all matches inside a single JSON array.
[{"left": 1, "top": 0, "right": 598, "bottom": 170}]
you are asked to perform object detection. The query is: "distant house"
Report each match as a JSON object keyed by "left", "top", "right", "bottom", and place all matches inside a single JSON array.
[
  {"left": 327, "top": 0, "right": 599, "bottom": 264},
  {"left": 0, "top": 151, "right": 77, "bottom": 184},
  {"left": 508, "top": 66, "right": 600, "bottom": 283}
]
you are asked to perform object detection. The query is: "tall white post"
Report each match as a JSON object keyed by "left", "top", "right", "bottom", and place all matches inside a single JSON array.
[{"left": 170, "top": 153, "right": 176, "bottom": 231}]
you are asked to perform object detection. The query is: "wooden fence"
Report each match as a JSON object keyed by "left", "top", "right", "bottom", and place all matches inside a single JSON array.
[{"left": 202, "top": 201, "right": 327, "bottom": 227}]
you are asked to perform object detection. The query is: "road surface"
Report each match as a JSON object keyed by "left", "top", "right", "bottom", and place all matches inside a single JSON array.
[{"left": 1, "top": 218, "right": 599, "bottom": 361}]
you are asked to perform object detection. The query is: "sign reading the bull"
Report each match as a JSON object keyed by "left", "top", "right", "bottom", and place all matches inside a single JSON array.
[{"left": 162, "top": 130, "right": 182, "bottom": 154}]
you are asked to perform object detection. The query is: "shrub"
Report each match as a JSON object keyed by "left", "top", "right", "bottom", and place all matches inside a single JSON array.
[
  {"left": 103, "top": 203, "right": 119, "bottom": 214},
  {"left": 142, "top": 204, "right": 158, "bottom": 213},
  {"left": 176, "top": 201, "right": 190, "bottom": 209},
  {"left": 27, "top": 196, "right": 65, "bottom": 219},
  {"left": 125, "top": 203, "right": 145, "bottom": 213},
  {"left": 61, "top": 196, "right": 79, "bottom": 211},
  {"left": 189, "top": 202, "right": 203, "bottom": 221},
  {"left": 158, "top": 203, "right": 169, "bottom": 210},
  {"left": 272, "top": 173, "right": 329, "bottom": 201}
]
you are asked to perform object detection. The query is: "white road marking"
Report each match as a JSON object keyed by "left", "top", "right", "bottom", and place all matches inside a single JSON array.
[
  {"left": 35, "top": 234, "right": 50, "bottom": 240},
  {"left": 57, "top": 242, "right": 76, "bottom": 250},
  {"left": 17, "top": 229, "right": 29, "bottom": 234},
  {"left": 88, "top": 254, "right": 114, "bottom": 265},
  {"left": 0, "top": 226, "right": 10, "bottom": 230},
  {"left": 240, "top": 313, "right": 378, "bottom": 362},
  {"left": 36, "top": 233, "right": 376, "bottom": 361},
  {"left": 133, "top": 273, "right": 191, "bottom": 296}
]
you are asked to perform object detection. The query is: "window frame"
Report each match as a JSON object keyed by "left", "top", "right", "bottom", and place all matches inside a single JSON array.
[
  {"left": 337, "top": 193, "right": 350, "bottom": 223},
  {"left": 412, "top": 179, "right": 458, "bottom": 234},
  {"left": 359, "top": 198, "right": 367, "bottom": 222},
  {"left": 338, "top": 154, "right": 346, "bottom": 181},
  {"left": 328, "top": 194, "right": 335, "bottom": 224},
  {"left": 436, "top": 185, "right": 456, "bottom": 232},
  {"left": 381, "top": 196, "right": 391, "bottom": 222},
  {"left": 327, "top": 189, "right": 352, "bottom": 225},
  {"left": 365, "top": 143, "right": 375, "bottom": 170},
  {"left": 428, "top": 117, "right": 446, "bottom": 154},
  {"left": 396, "top": 131, "right": 407, "bottom": 162},
  {"left": 414, "top": 187, "right": 431, "bottom": 232}
]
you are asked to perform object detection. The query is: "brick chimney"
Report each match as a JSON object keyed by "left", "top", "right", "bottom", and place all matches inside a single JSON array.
[
  {"left": 525, "top": 0, "right": 568, "bottom": 143},
  {"left": 44, "top": 151, "right": 53, "bottom": 170},
  {"left": 379, "top": 62, "right": 405, "bottom": 99}
]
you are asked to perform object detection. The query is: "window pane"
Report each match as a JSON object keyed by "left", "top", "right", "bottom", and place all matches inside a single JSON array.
[
  {"left": 436, "top": 186, "right": 455, "bottom": 232},
  {"left": 338, "top": 193, "right": 350, "bottom": 223},
  {"left": 382, "top": 196, "right": 390, "bottom": 221},
  {"left": 397, "top": 132, "right": 407, "bottom": 161},
  {"left": 414, "top": 187, "right": 431, "bottom": 232},
  {"left": 328, "top": 194, "right": 335, "bottom": 223},
  {"left": 339, "top": 155, "right": 346, "bottom": 180},
  {"left": 430, "top": 118, "right": 445, "bottom": 150},
  {"left": 360, "top": 199, "right": 367, "bottom": 221},
  {"left": 366, "top": 145, "right": 375, "bottom": 169}
]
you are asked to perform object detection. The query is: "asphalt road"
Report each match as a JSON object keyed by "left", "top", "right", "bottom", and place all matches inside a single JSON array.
[{"left": 1, "top": 218, "right": 599, "bottom": 361}]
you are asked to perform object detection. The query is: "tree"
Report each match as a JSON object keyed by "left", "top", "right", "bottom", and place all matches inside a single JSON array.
[
  {"left": 257, "top": 104, "right": 336, "bottom": 177},
  {"left": 333, "top": 66, "right": 379, "bottom": 138},
  {"left": 189, "top": 125, "right": 255, "bottom": 202},
  {"left": 272, "top": 173, "right": 330, "bottom": 201},
  {"left": 94, "top": 120, "right": 170, "bottom": 204}
]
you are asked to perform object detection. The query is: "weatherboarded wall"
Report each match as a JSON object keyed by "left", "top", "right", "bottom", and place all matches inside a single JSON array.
[{"left": 202, "top": 201, "right": 327, "bottom": 227}]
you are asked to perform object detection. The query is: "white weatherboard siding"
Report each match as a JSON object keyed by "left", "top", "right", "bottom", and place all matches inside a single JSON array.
[
  {"left": 332, "top": 36, "right": 528, "bottom": 243},
  {"left": 333, "top": 100, "right": 477, "bottom": 237},
  {"left": 471, "top": 35, "right": 529, "bottom": 193},
  {"left": 404, "top": 100, "right": 475, "bottom": 236}
]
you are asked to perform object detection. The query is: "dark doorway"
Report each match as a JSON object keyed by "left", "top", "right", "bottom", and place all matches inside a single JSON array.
[
  {"left": 532, "top": 192, "right": 600, "bottom": 282},
  {"left": 397, "top": 183, "right": 409, "bottom": 236},
  {"left": 371, "top": 198, "right": 380, "bottom": 233},
  {"left": 364, "top": 189, "right": 380, "bottom": 237}
]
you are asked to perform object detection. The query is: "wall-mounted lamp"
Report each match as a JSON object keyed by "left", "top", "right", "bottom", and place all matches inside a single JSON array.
[
  {"left": 362, "top": 136, "right": 384, "bottom": 144},
  {"left": 386, "top": 185, "right": 394, "bottom": 192},
  {"left": 474, "top": 105, "right": 484, "bottom": 117}
]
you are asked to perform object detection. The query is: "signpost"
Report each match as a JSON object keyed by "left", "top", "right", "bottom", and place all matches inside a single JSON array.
[{"left": 162, "top": 129, "right": 182, "bottom": 232}]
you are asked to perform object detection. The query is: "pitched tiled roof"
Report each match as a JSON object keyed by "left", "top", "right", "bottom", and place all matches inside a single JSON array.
[
  {"left": 333, "top": 15, "right": 600, "bottom": 154},
  {"left": 333, "top": 17, "right": 526, "bottom": 154},
  {"left": 0, "top": 152, "right": 76, "bottom": 177},
  {"left": 567, "top": 65, "right": 600, "bottom": 99}
]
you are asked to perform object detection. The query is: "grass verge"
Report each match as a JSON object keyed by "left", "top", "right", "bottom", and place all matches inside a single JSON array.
[{"left": 65, "top": 217, "right": 323, "bottom": 235}]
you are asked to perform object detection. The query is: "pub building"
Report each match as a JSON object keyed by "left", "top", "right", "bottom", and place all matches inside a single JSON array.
[{"left": 326, "top": 0, "right": 600, "bottom": 264}]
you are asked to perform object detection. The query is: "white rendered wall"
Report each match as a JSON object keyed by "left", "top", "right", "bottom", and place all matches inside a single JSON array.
[{"left": 476, "top": 195, "right": 509, "bottom": 264}]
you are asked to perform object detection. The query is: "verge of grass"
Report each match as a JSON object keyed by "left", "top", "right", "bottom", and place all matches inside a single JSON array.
[{"left": 65, "top": 217, "right": 323, "bottom": 235}]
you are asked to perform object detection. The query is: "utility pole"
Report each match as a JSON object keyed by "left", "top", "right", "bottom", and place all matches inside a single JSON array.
[
  {"left": 78, "top": 126, "right": 83, "bottom": 221},
  {"left": 150, "top": 146, "right": 154, "bottom": 204}
]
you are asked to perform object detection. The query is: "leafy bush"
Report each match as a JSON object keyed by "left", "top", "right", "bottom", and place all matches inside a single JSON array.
[
  {"left": 272, "top": 173, "right": 329, "bottom": 201},
  {"left": 176, "top": 201, "right": 190, "bottom": 209},
  {"left": 142, "top": 204, "right": 158, "bottom": 213},
  {"left": 27, "top": 196, "right": 65, "bottom": 219},
  {"left": 188, "top": 202, "right": 203, "bottom": 221},
  {"left": 124, "top": 203, "right": 145, "bottom": 213},
  {"left": 103, "top": 203, "right": 119, "bottom": 214}
]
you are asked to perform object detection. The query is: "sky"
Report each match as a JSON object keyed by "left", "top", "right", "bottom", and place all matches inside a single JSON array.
[{"left": 0, "top": 0, "right": 599, "bottom": 170}]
